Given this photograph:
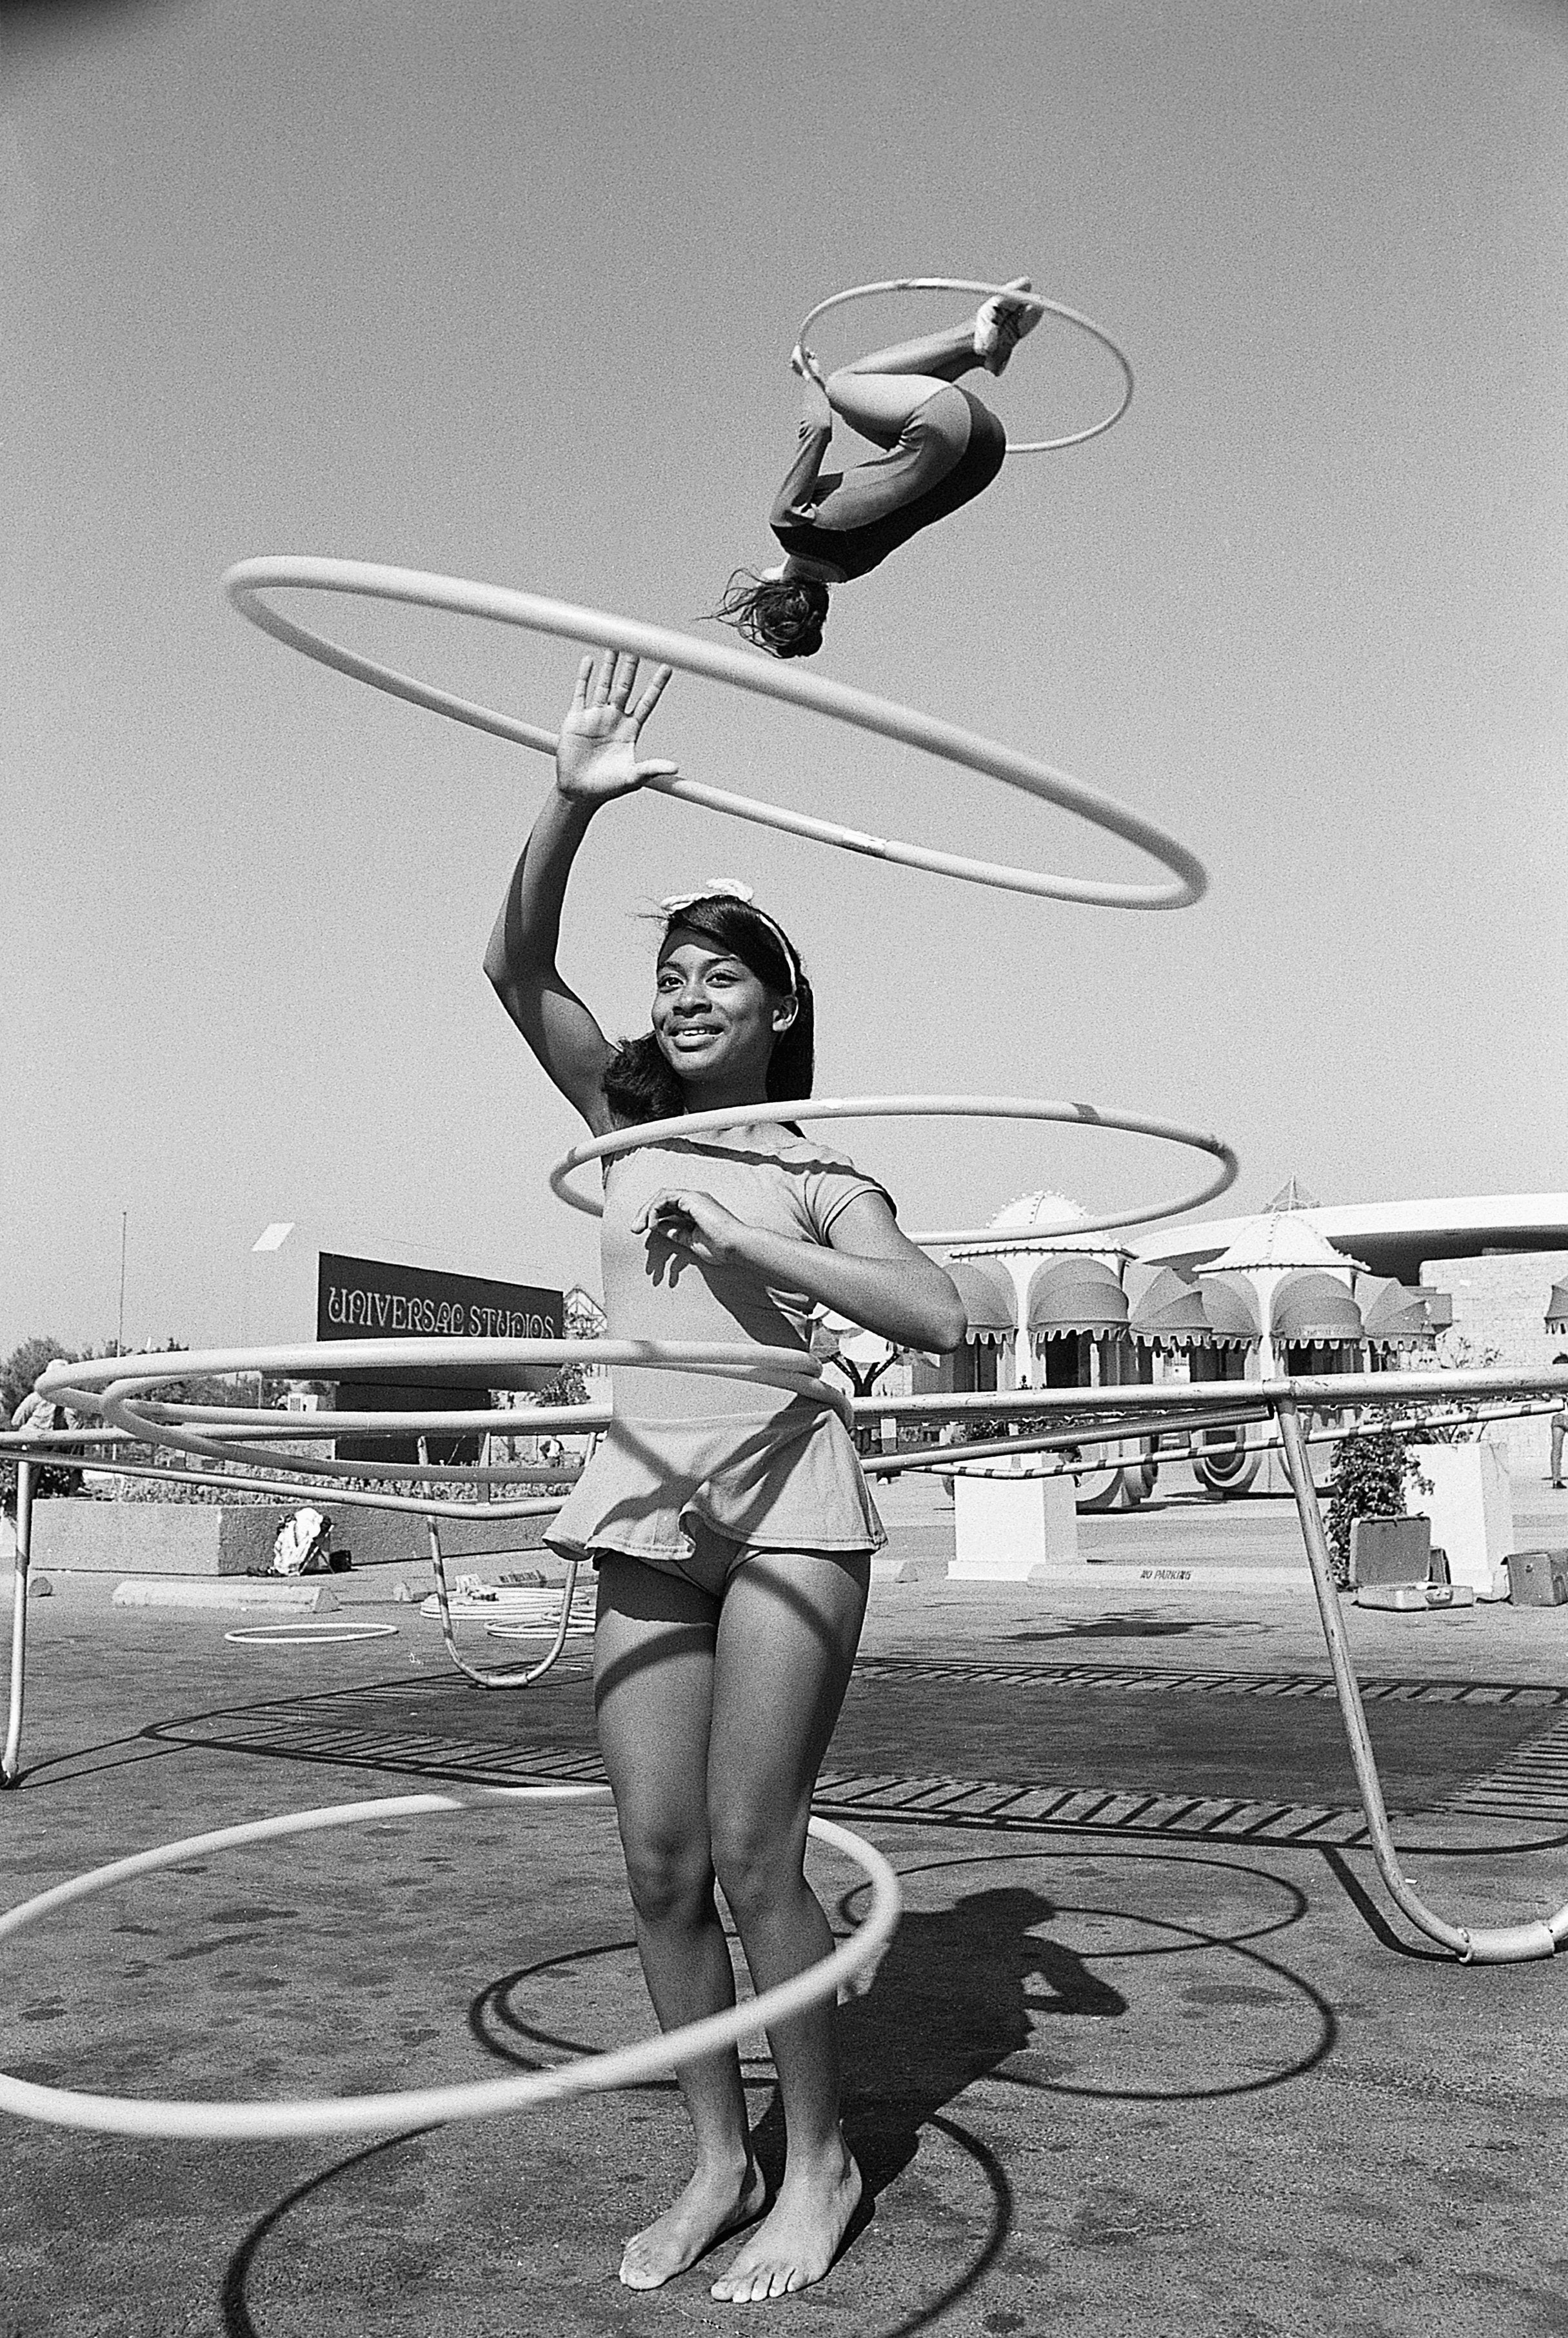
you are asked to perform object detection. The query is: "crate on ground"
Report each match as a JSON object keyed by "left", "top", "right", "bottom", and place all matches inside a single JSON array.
[{"left": 1505, "top": 1550, "right": 1568, "bottom": 1608}]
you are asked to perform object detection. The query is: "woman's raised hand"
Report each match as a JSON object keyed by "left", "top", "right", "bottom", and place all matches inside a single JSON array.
[{"left": 555, "top": 649, "right": 679, "bottom": 802}]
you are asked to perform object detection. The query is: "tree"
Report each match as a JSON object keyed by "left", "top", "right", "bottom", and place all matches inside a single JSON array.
[
  {"left": 1, "top": 1334, "right": 81, "bottom": 1504},
  {"left": 810, "top": 1316, "right": 931, "bottom": 1452}
]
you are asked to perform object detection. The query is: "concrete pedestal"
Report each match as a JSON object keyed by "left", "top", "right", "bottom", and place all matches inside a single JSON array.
[
  {"left": 950, "top": 1473, "right": 1080, "bottom": 1581},
  {"left": 1411, "top": 1440, "right": 1514, "bottom": 1601},
  {"left": 28, "top": 1497, "right": 554, "bottom": 1576}
]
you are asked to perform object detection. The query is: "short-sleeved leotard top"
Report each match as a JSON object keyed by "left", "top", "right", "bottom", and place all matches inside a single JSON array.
[
  {"left": 598, "top": 1122, "right": 889, "bottom": 1417},
  {"left": 546, "top": 1122, "right": 891, "bottom": 1565}
]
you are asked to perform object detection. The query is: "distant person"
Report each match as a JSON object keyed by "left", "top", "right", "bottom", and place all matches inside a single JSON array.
[
  {"left": 1551, "top": 1355, "right": 1568, "bottom": 1489},
  {"left": 483, "top": 647, "right": 964, "bottom": 2302},
  {"left": 713, "top": 282, "right": 1040, "bottom": 660}
]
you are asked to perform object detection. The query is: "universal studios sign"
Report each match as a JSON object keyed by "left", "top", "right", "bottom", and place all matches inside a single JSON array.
[{"left": 317, "top": 1252, "right": 563, "bottom": 1345}]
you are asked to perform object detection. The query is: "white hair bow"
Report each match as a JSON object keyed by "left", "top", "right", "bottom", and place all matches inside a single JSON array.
[{"left": 658, "top": 878, "right": 755, "bottom": 913}]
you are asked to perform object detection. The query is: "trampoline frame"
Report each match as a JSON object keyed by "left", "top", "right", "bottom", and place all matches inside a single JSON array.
[{"left": 5, "top": 1356, "right": 1567, "bottom": 1964}]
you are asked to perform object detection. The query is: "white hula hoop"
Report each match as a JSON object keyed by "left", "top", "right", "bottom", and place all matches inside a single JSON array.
[
  {"left": 550, "top": 1095, "right": 1237, "bottom": 1249},
  {"left": 0, "top": 1790, "right": 900, "bottom": 2141},
  {"left": 223, "top": 1621, "right": 399, "bottom": 1647},
  {"left": 795, "top": 275, "right": 1135, "bottom": 455},
  {"left": 37, "top": 1336, "right": 848, "bottom": 1482},
  {"left": 223, "top": 557, "right": 1206, "bottom": 911}
]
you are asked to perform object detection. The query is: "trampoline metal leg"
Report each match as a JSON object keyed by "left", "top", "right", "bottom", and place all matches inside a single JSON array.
[
  {"left": 421, "top": 1446, "right": 579, "bottom": 1691},
  {"left": 1275, "top": 1396, "right": 1563, "bottom": 1964},
  {"left": 3, "top": 1459, "right": 34, "bottom": 1788}
]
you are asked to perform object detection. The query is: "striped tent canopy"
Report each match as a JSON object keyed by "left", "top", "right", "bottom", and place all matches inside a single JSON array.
[
  {"left": 1355, "top": 1275, "right": 1436, "bottom": 1350},
  {"left": 1127, "top": 1266, "right": 1216, "bottom": 1351},
  {"left": 1026, "top": 1256, "right": 1129, "bottom": 1342},
  {"left": 948, "top": 1259, "right": 1015, "bottom": 1348},
  {"left": 1193, "top": 1271, "right": 1262, "bottom": 1345},
  {"left": 1270, "top": 1272, "right": 1364, "bottom": 1345},
  {"left": 1547, "top": 1280, "right": 1568, "bottom": 1335}
]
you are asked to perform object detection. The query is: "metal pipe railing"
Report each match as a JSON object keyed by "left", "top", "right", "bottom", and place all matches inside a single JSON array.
[{"left": 1273, "top": 1397, "right": 1562, "bottom": 1964}]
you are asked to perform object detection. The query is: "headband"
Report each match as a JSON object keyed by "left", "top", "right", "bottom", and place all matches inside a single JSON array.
[{"left": 658, "top": 878, "right": 802, "bottom": 996}]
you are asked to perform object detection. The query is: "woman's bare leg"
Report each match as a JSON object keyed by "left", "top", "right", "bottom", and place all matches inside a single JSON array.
[
  {"left": 823, "top": 321, "right": 981, "bottom": 448},
  {"left": 704, "top": 1546, "right": 871, "bottom": 2304},
  {"left": 593, "top": 1555, "right": 766, "bottom": 2289}
]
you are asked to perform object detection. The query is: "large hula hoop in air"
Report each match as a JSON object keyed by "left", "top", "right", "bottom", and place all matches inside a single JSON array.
[
  {"left": 222, "top": 558, "right": 1205, "bottom": 911},
  {"left": 550, "top": 1095, "right": 1238, "bottom": 1250},
  {"left": 794, "top": 276, "right": 1135, "bottom": 455},
  {"left": 0, "top": 1788, "right": 900, "bottom": 2140}
]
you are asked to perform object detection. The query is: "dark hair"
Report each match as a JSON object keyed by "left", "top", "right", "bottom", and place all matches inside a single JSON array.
[
  {"left": 603, "top": 894, "right": 815, "bottom": 1126},
  {"left": 710, "top": 568, "right": 829, "bottom": 660}
]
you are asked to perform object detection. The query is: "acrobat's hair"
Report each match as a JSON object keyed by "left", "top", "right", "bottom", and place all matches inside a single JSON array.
[{"left": 710, "top": 569, "right": 829, "bottom": 660}]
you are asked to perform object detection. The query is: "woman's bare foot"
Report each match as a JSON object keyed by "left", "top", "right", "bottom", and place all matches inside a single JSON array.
[
  {"left": 619, "top": 2158, "right": 768, "bottom": 2292},
  {"left": 708, "top": 2145, "right": 862, "bottom": 2304}
]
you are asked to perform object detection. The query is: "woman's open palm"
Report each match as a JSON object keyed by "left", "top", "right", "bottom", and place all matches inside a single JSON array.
[{"left": 555, "top": 649, "right": 678, "bottom": 802}]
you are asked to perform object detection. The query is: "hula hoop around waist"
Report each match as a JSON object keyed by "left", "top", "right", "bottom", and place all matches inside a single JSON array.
[{"left": 549, "top": 1095, "right": 1238, "bottom": 1250}]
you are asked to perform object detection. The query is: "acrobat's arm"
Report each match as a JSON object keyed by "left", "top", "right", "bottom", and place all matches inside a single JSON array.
[
  {"left": 799, "top": 408, "right": 965, "bottom": 532},
  {"left": 768, "top": 363, "right": 836, "bottom": 531}
]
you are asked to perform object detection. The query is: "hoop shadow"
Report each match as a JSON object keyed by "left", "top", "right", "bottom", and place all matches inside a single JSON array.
[{"left": 468, "top": 1879, "right": 1116, "bottom": 2315}]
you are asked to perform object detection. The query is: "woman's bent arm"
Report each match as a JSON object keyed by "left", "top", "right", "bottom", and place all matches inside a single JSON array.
[
  {"left": 768, "top": 361, "right": 835, "bottom": 531},
  {"left": 634, "top": 1187, "right": 968, "bottom": 1354}
]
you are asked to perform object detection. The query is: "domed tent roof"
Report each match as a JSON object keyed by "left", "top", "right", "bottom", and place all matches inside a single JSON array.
[
  {"left": 1270, "top": 1272, "right": 1364, "bottom": 1345},
  {"left": 989, "top": 1190, "right": 1089, "bottom": 1235},
  {"left": 1026, "top": 1256, "right": 1128, "bottom": 1340},
  {"left": 955, "top": 1191, "right": 1128, "bottom": 1262},
  {"left": 1208, "top": 1213, "right": 1362, "bottom": 1274},
  {"left": 948, "top": 1260, "right": 1016, "bottom": 1348}
]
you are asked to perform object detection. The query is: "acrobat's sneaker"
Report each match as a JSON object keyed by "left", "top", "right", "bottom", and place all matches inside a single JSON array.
[{"left": 974, "top": 277, "right": 1039, "bottom": 376}]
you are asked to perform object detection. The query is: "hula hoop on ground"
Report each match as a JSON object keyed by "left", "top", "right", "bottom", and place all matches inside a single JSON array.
[
  {"left": 0, "top": 1790, "right": 900, "bottom": 2140},
  {"left": 223, "top": 1621, "right": 399, "bottom": 1647},
  {"left": 550, "top": 1094, "right": 1238, "bottom": 1249},
  {"left": 222, "top": 558, "right": 1206, "bottom": 912},
  {"left": 794, "top": 275, "right": 1135, "bottom": 455}
]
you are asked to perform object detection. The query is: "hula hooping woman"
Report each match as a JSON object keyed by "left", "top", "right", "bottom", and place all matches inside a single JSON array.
[
  {"left": 714, "top": 279, "right": 1040, "bottom": 660},
  {"left": 484, "top": 650, "right": 965, "bottom": 2303}
]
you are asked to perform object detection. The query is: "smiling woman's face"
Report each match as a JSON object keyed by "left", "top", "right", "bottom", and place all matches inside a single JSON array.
[{"left": 651, "top": 930, "right": 793, "bottom": 1100}]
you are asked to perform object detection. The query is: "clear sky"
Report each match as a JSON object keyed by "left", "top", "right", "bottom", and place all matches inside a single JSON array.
[{"left": 3, "top": 0, "right": 1564, "bottom": 1358}]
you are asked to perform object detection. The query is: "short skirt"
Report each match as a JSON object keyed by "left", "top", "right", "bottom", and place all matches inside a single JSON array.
[{"left": 545, "top": 1398, "right": 886, "bottom": 1572}]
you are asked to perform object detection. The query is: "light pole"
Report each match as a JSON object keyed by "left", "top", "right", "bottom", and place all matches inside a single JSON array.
[{"left": 246, "top": 1223, "right": 296, "bottom": 1409}]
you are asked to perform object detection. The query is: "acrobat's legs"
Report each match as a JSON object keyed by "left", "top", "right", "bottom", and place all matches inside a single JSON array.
[{"left": 823, "top": 321, "right": 982, "bottom": 448}]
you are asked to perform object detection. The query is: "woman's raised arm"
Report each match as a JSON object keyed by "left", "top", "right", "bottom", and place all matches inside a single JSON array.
[{"left": 483, "top": 651, "right": 675, "bottom": 1131}]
